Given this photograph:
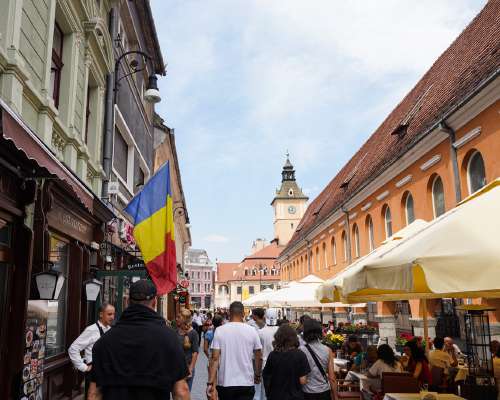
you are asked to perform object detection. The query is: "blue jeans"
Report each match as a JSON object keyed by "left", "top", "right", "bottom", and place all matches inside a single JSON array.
[{"left": 253, "top": 382, "right": 266, "bottom": 400}]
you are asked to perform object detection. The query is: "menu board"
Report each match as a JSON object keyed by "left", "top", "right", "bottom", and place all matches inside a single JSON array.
[{"left": 20, "top": 300, "right": 47, "bottom": 400}]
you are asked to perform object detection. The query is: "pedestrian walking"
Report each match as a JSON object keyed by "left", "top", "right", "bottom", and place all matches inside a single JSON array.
[
  {"left": 207, "top": 301, "right": 263, "bottom": 400},
  {"left": 262, "top": 324, "right": 310, "bottom": 400},
  {"left": 68, "top": 302, "right": 115, "bottom": 394},
  {"left": 89, "top": 279, "right": 190, "bottom": 400},
  {"left": 299, "top": 319, "right": 334, "bottom": 400},
  {"left": 204, "top": 315, "right": 224, "bottom": 358},
  {"left": 255, "top": 309, "right": 279, "bottom": 400},
  {"left": 193, "top": 310, "right": 203, "bottom": 341},
  {"left": 177, "top": 308, "right": 200, "bottom": 390},
  {"left": 248, "top": 308, "right": 266, "bottom": 330}
]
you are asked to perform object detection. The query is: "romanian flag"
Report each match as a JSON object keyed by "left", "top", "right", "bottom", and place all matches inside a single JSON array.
[{"left": 124, "top": 162, "right": 177, "bottom": 295}]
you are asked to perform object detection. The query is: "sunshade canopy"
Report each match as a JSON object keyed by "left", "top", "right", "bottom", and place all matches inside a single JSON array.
[{"left": 317, "top": 179, "right": 500, "bottom": 304}]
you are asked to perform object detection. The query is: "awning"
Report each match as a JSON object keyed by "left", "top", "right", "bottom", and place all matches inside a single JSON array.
[{"left": 0, "top": 99, "right": 94, "bottom": 212}]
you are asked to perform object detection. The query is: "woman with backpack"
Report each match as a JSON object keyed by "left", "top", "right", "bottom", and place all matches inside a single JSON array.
[{"left": 299, "top": 319, "right": 335, "bottom": 400}]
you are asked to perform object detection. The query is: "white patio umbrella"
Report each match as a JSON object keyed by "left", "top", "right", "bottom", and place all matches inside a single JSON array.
[{"left": 242, "top": 288, "right": 275, "bottom": 307}]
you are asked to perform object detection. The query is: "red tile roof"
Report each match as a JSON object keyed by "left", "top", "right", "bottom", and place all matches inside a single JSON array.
[
  {"left": 285, "top": 1, "right": 500, "bottom": 252},
  {"left": 215, "top": 263, "right": 239, "bottom": 283}
]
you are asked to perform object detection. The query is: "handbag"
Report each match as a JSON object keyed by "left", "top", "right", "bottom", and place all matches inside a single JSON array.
[{"left": 305, "top": 344, "right": 334, "bottom": 400}]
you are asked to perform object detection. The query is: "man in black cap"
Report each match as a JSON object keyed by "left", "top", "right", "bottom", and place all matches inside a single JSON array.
[{"left": 89, "top": 279, "right": 190, "bottom": 400}]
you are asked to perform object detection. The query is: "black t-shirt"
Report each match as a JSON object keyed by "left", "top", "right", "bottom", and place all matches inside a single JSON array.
[
  {"left": 92, "top": 304, "right": 189, "bottom": 399},
  {"left": 263, "top": 349, "right": 311, "bottom": 400}
]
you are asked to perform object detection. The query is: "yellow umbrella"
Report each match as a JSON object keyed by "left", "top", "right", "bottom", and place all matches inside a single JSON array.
[{"left": 317, "top": 179, "right": 500, "bottom": 347}]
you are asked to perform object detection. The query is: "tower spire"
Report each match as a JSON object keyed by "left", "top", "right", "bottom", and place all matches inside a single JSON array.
[{"left": 282, "top": 152, "right": 295, "bottom": 181}]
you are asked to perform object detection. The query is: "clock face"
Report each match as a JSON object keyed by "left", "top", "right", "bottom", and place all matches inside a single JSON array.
[{"left": 288, "top": 206, "right": 297, "bottom": 214}]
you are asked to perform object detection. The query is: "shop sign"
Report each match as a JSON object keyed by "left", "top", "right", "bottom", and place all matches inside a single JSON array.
[
  {"left": 47, "top": 207, "right": 92, "bottom": 244},
  {"left": 20, "top": 300, "right": 48, "bottom": 399},
  {"left": 127, "top": 261, "right": 146, "bottom": 270}
]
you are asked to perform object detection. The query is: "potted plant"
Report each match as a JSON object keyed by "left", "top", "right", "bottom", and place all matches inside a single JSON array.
[{"left": 322, "top": 332, "right": 345, "bottom": 351}]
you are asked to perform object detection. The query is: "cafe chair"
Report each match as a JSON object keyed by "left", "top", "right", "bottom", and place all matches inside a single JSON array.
[
  {"left": 332, "top": 379, "right": 363, "bottom": 400},
  {"left": 429, "top": 366, "right": 448, "bottom": 392},
  {"left": 381, "top": 372, "right": 419, "bottom": 394}
]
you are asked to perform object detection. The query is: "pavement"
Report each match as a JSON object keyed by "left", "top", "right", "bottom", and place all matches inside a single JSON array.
[{"left": 191, "top": 347, "right": 209, "bottom": 400}]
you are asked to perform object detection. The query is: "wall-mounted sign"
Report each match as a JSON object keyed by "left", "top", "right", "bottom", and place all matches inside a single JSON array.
[
  {"left": 20, "top": 301, "right": 48, "bottom": 399},
  {"left": 127, "top": 262, "right": 146, "bottom": 270}
]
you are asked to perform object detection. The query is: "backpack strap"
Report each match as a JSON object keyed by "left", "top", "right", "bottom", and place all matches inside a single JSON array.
[
  {"left": 305, "top": 344, "right": 329, "bottom": 383},
  {"left": 96, "top": 322, "right": 105, "bottom": 337}
]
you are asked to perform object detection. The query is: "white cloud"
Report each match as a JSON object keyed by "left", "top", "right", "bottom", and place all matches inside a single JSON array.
[
  {"left": 151, "top": 0, "right": 487, "bottom": 260},
  {"left": 204, "top": 234, "right": 230, "bottom": 244}
]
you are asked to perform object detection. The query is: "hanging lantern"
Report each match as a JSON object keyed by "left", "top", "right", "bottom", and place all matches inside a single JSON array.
[
  {"left": 34, "top": 269, "right": 65, "bottom": 300},
  {"left": 84, "top": 279, "right": 103, "bottom": 301}
]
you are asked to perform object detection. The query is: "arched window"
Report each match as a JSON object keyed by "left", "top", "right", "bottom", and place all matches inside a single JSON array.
[
  {"left": 383, "top": 205, "right": 392, "bottom": 238},
  {"left": 432, "top": 176, "right": 445, "bottom": 217},
  {"left": 366, "top": 215, "right": 375, "bottom": 252},
  {"left": 467, "top": 151, "right": 486, "bottom": 194},
  {"left": 405, "top": 193, "right": 415, "bottom": 225},
  {"left": 331, "top": 238, "right": 337, "bottom": 266},
  {"left": 352, "top": 224, "right": 360, "bottom": 258},
  {"left": 342, "top": 231, "right": 348, "bottom": 262},
  {"left": 323, "top": 242, "right": 327, "bottom": 270},
  {"left": 315, "top": 247, "right": 319, "bottom": 271}
]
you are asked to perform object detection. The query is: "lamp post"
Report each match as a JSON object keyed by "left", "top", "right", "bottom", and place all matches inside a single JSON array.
[{"left": 103, "top": 50, "right": 162, "bottom": 199}]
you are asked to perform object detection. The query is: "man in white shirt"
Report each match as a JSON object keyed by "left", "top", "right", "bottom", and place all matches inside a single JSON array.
[
  {"left": 208, "top": 301, "right": 263, "bottom": 400},
  {"left": 255, "top": 309, "right": 279, "bottom": 400},
  {"left": 429, "top": 337, "right": 457, "bottom": 374},
  {"left": 68, "top": 302, "right": 115, "bottom": 391}
]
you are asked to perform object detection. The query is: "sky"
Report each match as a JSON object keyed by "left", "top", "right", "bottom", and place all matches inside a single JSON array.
[{"left": 150, "top": 0, "right": 487, "bottom": 263}]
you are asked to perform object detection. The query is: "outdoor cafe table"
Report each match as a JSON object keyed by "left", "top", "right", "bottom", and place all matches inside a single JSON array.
[
  {"left": 383, "top": 394, "right": 465, "bottom": 400},
  {"left": 345, "top": 370, "right": 379, "bottom": 392},
  {"left": 334, "top": 358, "right": 350, "bottom": 372}
]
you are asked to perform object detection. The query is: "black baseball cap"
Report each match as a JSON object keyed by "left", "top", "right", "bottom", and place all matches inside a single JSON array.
[{"left": 130, "top": 279, "right": 157, "bottom": 301}]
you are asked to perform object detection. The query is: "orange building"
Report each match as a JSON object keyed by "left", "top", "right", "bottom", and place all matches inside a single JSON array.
[{"left": 278, "top": 1, "right": 500, "bottom": 343}]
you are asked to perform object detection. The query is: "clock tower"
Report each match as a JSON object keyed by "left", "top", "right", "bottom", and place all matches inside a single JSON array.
[{"left": 271, "top": 154, "right": 308, "bottom": 246}]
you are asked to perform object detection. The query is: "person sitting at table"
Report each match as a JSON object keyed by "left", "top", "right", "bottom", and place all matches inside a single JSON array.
[
  {"left": 490, "top": 340, "right": 499, "bottom": 358},
  {"left": 342, "top": 335, "right": 363, "bottom": 358},
  {"left": 428, "top": 336, "right": 457, "bottom": 374},
  {"left": 352, "top": 345, "right": 378, "bottom": 372},
  {"left": 404, "top": 340, "right": 432, "bottom": 387},
  {"left": 444, "top": 337, "right": 461, "bottom": 358}
]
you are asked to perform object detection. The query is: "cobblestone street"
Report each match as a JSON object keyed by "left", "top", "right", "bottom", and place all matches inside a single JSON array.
[{"left": 191, "top": 346, "right": 209, "bottom": 400}]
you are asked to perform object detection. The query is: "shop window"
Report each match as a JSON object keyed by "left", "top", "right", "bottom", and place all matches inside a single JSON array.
[
  {"left": 366, "top": 215, "right": 375, "bottom": 252},
  {"left": 237, "top": 286, "right": 242, "bottom": 295},
  {"left": 467, "top": 151, "right": 486, "bottom": 194},
  {"left": 405, "top": 193, "right": 415, "bottom": 225},
  {"left": 45, "top": 235, "right": 69, "bottom": 358},
  {"left": 50, "top": 23, "right": 64, "bottom": 108},
  {"left": 249, "top": 286, "right": 254, "bottom": 294},
  {"left": 383, "top": 205, "right": 393, "bottom": 238},
  {"left": 432, "top": 176, "right": 446, "bottom": 217},
  {"left": 331, "top": 238, "right": 337, "bottom": 265},
  {"left": 352, "top": 224, "right": 360, "bottom": 258}
]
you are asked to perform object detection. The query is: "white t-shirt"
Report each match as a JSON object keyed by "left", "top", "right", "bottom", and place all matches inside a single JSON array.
[
  {"left": 368, "top": 359, "right": 403, "bottom": 378},
  {"left": 258, "top": 325, "right": 278, "bottom": 364},
  {"left": 211, "top": 322, "right": 262, "bottom": 387}
]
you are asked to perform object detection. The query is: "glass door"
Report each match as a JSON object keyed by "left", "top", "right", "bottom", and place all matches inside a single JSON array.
[{"left": 96, "top": 270, "right": 147, "bottom": 319}]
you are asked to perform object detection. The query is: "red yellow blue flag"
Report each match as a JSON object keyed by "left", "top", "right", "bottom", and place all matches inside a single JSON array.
[{"left": 124, "top": 162, "right": 176, "bottom": 295}]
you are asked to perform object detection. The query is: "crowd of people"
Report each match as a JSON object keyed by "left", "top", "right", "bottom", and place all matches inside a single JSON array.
[{"left": 65, "top": 282, "right": 500, "bottom": 400}]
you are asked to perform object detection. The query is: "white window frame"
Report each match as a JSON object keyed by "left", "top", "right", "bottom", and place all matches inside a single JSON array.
[
  {"left": 405, "top": 194, "right": 415, "bottom": 225},
  {"left": 342, "top": 233, "right": 348, "bottom": 262},
  {"left": 332, "top": 239, "right": 337, "bottom": 265},
  {"left": 467, "top": 150, "right": 486, "bottom": 195},
  {"left": 353, "top": 225, "right": 360, "bottom": 258},
  {"left": 431, "top": 176, "right": 445, "bottom": 218},
  {"left": 113, "top": 106, "right": 151, "bottom": 195},
  {"left": 367, "top": 216, "right": 375, "bottom": 252},
  {"left": 384, "top": 206, "right": 392, "bottom": 238}
]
